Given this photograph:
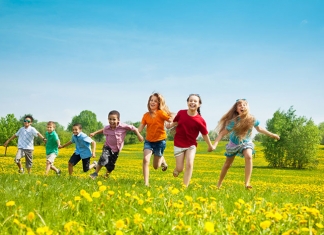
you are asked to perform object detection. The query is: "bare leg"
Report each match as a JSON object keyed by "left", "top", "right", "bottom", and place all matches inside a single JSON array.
[
  {"left": 153, "top": 155, "right": 163, "bottom": 169},
  {"left": 51, "top": 165, "right": 59, "bottom": 173},
  {"left": 26, "top": 167, "right": 31, "bottom": 174},
  {"left": 95, "top": 165, "right": 103, "bottom": 174},
  {"left": 45, "top": 161, "right": 51, "bottom": 175},
  {"left": 183, "top": 147, "right": 196, "bottom": 187},
  {"left": 243, "top": 149, "right": 253, "bottom": 188},
  {"left": 89, "top": 162, "right": 97, "bottom": 170},
  {"left": 143, "top": 149, "right": 152, "bottom": 186},
  {"left": 217, "top": 156, "right": 235, "bottom": 188},
  {"left": 68, "top": 162, "right": 73, "bottom": 175},
  {"left": 174, "top": 153, "right": 185, "bottom": 177}
]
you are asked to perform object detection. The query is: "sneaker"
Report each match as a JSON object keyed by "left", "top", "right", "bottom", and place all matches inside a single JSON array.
[
  {"left": 56, "top": 169, "right": 61, "bottom": 175},
  {"left": 18, "top": 168, "right": 24, "bottom": 174},
  {"left": 92, "top": 161, "right": 98, "bottom": 170},
  {"left": 161, "top": 162, "right": 168, "bottom": 171},
  {"left": 90, "top": 172, "right": 98, "bottom": 180}
]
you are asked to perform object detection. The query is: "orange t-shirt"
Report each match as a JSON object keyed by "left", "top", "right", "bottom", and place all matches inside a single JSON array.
[{"left": 141, "top": 110, "right": 170, "bottom": 142}]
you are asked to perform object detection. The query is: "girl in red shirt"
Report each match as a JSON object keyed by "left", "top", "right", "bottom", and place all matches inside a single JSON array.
[{"left": 167, "top": 94, "right": 214, "bottom": 187}]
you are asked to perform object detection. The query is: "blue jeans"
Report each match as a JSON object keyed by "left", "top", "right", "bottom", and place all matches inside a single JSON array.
[{"left": 143, "top": 139, "right": 166, "bottom": 157}]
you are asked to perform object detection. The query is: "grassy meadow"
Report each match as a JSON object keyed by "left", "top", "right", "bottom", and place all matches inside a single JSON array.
[{"left": 0, "top": 141, "right": 324, "bottom": 235}]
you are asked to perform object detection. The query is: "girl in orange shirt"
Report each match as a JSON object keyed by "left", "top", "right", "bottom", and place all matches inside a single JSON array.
[{"left": 138, "top": 93, "right": 173, "bottom": 186}]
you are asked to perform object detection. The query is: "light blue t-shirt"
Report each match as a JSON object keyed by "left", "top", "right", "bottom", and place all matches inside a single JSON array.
[
  {"left": 226, "top": 119, "right": 260, "bottom": 145},
  {"left": 71, "top": 132, "right": 93, "bottom": 159},
  {"left": 16, "top": 126, "right": 39, "bottom": 150}
]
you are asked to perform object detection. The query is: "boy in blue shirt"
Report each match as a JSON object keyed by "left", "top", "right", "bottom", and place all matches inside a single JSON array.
[{"left": 59, "top": 123, "right": 97, "bottom": 175}]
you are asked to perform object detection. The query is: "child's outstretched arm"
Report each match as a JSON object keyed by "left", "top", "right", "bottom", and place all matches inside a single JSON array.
[
  {"left": 166, "top": 122, "right": 178, "bottom": 129},
  {"left": 91, "top": 140, "right": 96, "bottom": 157},
  {"left": 59, "top": 141, "right": 72, "bottom": 149},
  {"left": 133, "top": 128, "right": 144, "bottom": 142},
  {"left": 255, "top": 126, "right": 280, "bottom": 140},
  {"left": 4, "top": 134, "right": 17, "bottom": 147},
  {"left": 137, "top": 124, "right": 145, "bottom": 133},
  {"left": 202, "top": 134, "right": 215, "bottom": 152},
  {"left": 90, "top": 129, "right": 104, "bottom": 137},
  {"left": 37, "top": 132, "right": 46, "bottom": 143},
  {"left": 212, "top": 129, "right": 229, "bottom": 149}
]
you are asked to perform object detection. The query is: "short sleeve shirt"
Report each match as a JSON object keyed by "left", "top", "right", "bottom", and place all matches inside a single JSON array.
[
  {"left": 173, "top": 110, "right": 209, "bottom": 147},
  {"left": 226, "top": 119, "right": 260, "bottom": 144},
  {"left": 141, "top": 110, "right": 170, "bottom": 142},
  {"left": 15, "top": 126, "right": 39, "bottom": 150},
  {"left": 46, "top": 131, "right": 59, "bottom": 155},
  {"left": 71, "top": 132, "right": 93, "bottom": 159},
  {"left": 104, "top": 123, "right": 136, "bottom": 152}
]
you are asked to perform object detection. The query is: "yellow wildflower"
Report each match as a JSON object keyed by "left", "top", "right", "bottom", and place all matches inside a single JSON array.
[
  {"left": 260, "top": 220, "right": 271, "bottom": 230},
  {"left": 99, "top": 185, "right": 107, "bottom": 192},
  {"left": 92, "top": 191, "right": 101, "bottom": 198},
  {"left": 143, "top": 207, "right": 152, "bottom": 215},
  {"left": 6, "top": 201, "right": 15, "bottom": 207},
  {"left": 74, "top": 196, "right": 81, "bottom": 201},
  {"left": 204, "top": 222, "right": 215, "bottom": 233},
  {"left": 27, "top": 212, "right": 35, "bottom": 222},
  {"left": 97, "top": 181, "right": 103, "bottom": 186},
  {"left": 115, "top": 219, "right": 125, "bottom": 229}
]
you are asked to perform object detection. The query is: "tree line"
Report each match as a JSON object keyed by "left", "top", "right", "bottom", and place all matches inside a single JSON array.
[{"left": 1, "top": 107, "right": 323, "bottom": 169}]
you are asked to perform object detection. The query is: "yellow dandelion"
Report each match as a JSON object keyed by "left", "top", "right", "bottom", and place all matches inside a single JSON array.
[
  {"left": 316, "top": 223, "right": 324, "bottom": 228},
  {"left": 108, "top": 190, "right": 115, "bottom": 196},
  {"left": 92, "top": 191, "right": 101, "bottom": 198},
  {"left": 171, "top": 188, "right": 180, "bottom": 195},
  {"left": 36, "top": 226, "right": 52, "bottom": 234},
  {"left": 43, "top": 184, "right": 48, "bottom": 187},
  {"left": 6, "top": 201, "right": 15, "bottom": 207},
  {"left": 74, "top": 196, "right": 81, "bottom": 201},
  {"left": 80, "top": 189, "right": 86, "bottom": 196},
  {"left": 99, "top": 185, "right": 107, "bottom": 192},
  {"left": 143, "top": 207, "right": 152, "bottom": 215},
  {"left": 138, "top": 199, "right": 144, "bottom": 205},
  {"left": 115, "top": 219, "right": 125, "bottom": 229},
  {"left": 238, "top": 199, "right": 245, "bottom": 204},
  {"left": 185, "top": 195, "right": 193, "bottom": 202},
  {"left": 204, "top": 222, "right": 215, "bottom": 233},
  {"left": 125, "top": 193, "right": 131, "bottom": 197},
  {"left": 115, "top": 230, "right": 123, "bottom": 235},
  {"left": 134, "top": 213, "right": 144, "bottom": 224},
  {"left": 147, "top": 191, "right": 151, "bottom": 197},
  {"left": 36, "top": 181, "right": 41, "bottom": 185},
  {"left": 13, "top": 219, "right": 20, "bottom": 225},
  {"left": 97, "top": 181, "right": 103, "bottom": 186},
  {"left": 27, "top": 212, "right": 35, "bottom": 222},
  {"left": 260, "top": 220, "right": 271, "bottom": 230},
  {"left": 301, "top": 227, "right": 309, "bottom": 232},
  {"left": 157, "top": 211, "right": 164, "bottom": 216}
]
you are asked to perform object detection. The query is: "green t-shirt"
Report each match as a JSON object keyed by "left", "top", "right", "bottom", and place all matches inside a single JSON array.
[{"left": 46, "top": 131, "right": 59, "bottom": 155}]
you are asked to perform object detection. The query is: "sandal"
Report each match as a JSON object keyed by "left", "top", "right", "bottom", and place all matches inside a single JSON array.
[
  {"left": 173, "top": 169, "right": 179, "bottom": 177},
  {"left": 161, "top": 162, "right": 168, "bottom": 171}
]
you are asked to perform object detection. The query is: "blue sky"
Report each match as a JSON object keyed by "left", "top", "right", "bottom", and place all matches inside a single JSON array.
[{"left": 1, "top": 0, "right": 323, "bottom": 133}]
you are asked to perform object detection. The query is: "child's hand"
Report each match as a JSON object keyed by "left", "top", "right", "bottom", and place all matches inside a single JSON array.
[
  {"left": 138, "top": 136, "right": 144, "bottom": 142},
  {"left": 58, "top": 145, "right": 63, "bottom": 149},
  {"left": 89, "top": 133, "right": 95, "bottom": 137},
  {"left": 272, "top": 134, "right": 280, "bottom": 140},
  {"left": 208, "top": 145, "right": 215, "bottom": 152},
  {"left": 92, "top": 153, "right": 96, "bottom": 158}
]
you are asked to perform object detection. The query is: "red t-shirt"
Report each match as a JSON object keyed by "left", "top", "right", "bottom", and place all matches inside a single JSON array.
[{"left": 173, "top": 110, "right": 209, "bottom": 147}]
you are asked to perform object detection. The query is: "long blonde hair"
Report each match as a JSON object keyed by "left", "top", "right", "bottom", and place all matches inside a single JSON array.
[
  {"left": 216, "top": 99, "right": 255, "bottom": 140},
  {"left": 147, "top": 93, "right": 171, "bottom": 116}
]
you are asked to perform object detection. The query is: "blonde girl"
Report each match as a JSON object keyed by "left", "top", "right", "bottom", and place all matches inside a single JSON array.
[
  {"left": 213, "top": 99, "right": 280, "bottom": 189},
  {"left": 167, "top": 94, "right": 214, "bottom": 187},
  {"left": 138, "top": 93, "right": 172, "bottom": 186}
]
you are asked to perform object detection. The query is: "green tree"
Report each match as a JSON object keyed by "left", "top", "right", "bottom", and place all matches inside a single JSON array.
[
  {"left": 67, "top": 110, "right": 104, "bottom": 142},
  {"left": 262, "top": 107, "right": 320, "bottom": 169},
  {"left": 318, "top": 122, "right": 324, "bottom": 145},
  {"left": 0, "top": 114, "right": 21, "bottom": 146}
]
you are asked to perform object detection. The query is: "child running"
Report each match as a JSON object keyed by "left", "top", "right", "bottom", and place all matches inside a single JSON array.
[
  {"left": 44, "top": 121, "right": 61, "bottom": 175},
  {"left": 167, "top": 94, "right": 214, "bottom": 187},
  {"left": 59, "top": 123, "right": 97, "bottom": 175},
  {"left": 89, "top": 110, "right": 144, "bottom": 179},
  {"left": 138, "top": 92, "right": 173, "bottom": 186},
  {"left": 3, "top": 115, "right": 46, "bottom": 174},
  {"left": 213, "top": 98, "right": 280, "bottom": 189}
]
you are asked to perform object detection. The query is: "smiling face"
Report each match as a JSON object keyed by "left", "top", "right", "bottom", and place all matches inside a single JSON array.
[
  {"left": 47, "top": 124, "right": 55, "bottom": 133},
  {"left": 108, "top": 114, "right": 119, "bottom": 129},
  {"left": 72, "top": 126, "right": 82, "bottom": 136},
  {"left": 148, "top": 95, "right": 159, "bottom": 112},
  {"left": 236, "top": 100, "right": 249, "bottom": 115},
  {"left": 187, "top": 95, "right": 201, "bottom": 112},
  {"left": 23, "top": 117, "right": 32, "bottom": 128}
]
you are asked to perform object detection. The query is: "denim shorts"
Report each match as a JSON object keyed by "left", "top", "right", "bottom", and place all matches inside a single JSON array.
[{"left": 143, "top": 139, "right": 166, "bottom": 157}]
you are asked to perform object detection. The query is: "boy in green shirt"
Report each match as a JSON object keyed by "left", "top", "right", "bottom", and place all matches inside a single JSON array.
[{"left": 45, "top": 121, "right": 61, "bottom": 175}]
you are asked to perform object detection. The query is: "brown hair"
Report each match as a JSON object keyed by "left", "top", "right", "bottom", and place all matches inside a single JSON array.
[
  {"left": 47, "top": 121, "right": 56, "bottom": 128},
  {"left": 215, "top": 99, "right": 255, "bottom": 141},
  {"left": 108, "top": 110, "right": 120, "bottom": 120},
  {"left": 187, "top": 94, "right": 202, "bottom": 115},
  {"left": 147, "top": 93, "right": 171, "bottom": 116}
]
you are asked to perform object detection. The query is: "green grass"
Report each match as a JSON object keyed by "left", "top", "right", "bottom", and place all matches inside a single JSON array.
[{"left": 0, "top": 141, "right": 323, "bottom": 234}]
